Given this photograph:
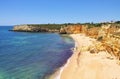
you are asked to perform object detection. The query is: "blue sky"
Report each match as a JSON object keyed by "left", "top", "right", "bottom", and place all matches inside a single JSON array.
[{"left": 0, "top": 0, "right": 120, "bottom": 25}]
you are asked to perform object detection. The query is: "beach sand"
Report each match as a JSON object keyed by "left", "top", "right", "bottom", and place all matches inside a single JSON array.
[{"left": 60, "top": 34, "right": 120, "bottom": 79}]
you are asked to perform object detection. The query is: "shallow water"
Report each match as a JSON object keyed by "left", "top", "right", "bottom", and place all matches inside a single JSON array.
[{"left": 0, "top": 26, "right": 74, "bottom": 79}]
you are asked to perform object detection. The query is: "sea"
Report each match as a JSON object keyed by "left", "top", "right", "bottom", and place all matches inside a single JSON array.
[{"left": 0, "top": 26, "right": 74, "bottom": 79}]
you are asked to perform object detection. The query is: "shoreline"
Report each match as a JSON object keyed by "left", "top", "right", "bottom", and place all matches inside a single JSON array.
[
  {"left": 48, "top": 34, "right": 75, "bottom": 79},
  {"left": 59, "top": 34, "right": 120, "bottom": 79},
  {"left": 50, "top": 34, "right": 93, "bottom": 79},
  {"left": 49, "top": 48, "right": 74, "bottom": 79},
  {"left": 55, "top": 57, "right": 71, "bottom": 79},
  {"left": 59, "top": 34, "right": 95, "bottom": 79}
]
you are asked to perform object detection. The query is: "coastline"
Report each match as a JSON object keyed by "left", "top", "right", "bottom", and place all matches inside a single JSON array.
[
  {"left": 59, "top": 34, "right": 120, "bottom": 79},
  {"left": 49, "top": 47, "right": 73, "bottom": 79},
  {"left": 48, "top": 34, "right": 74, "bottom": 79}
]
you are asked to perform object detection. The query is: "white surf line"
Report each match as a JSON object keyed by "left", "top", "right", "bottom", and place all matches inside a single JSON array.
[
  {"left": 55, "top": 56, "right": 71, "bottom": 79},
  {"left": 55, "top": 34, "right": 78, "bottom": 79}
]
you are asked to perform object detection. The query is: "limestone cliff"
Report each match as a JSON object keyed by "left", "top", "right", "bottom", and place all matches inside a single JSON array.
[
  {"left": 13, "top": 25, "right": 59, "bottom": 32},
  {"left": 12, "top": 24, "right": 87, "bottom": 34},
  {"left": 60, "top": 25, "right": 87, "bottom": 34}
]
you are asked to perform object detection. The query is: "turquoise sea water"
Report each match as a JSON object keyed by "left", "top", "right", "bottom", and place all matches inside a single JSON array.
[{"left": 0, "top": 26, "right": 74, "bottom": 79}]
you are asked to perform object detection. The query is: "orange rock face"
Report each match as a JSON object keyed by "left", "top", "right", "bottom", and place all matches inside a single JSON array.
[{"left": 61, "top": 24, "right": 87, "bottom": 34}]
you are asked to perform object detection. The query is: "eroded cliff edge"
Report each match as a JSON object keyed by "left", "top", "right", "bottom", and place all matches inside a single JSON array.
[
  {"left": 60, "top": 34, "right": 120, "bottom": 79},
  {"left": 60, "top": 24, "right": 120, "bottom": 79},
  {"left": 11, "top": 24, "right": 87, "bottom": 34},
  {"left": 11, "top": 23, "right": 120, "bottom": 34},
  {"left": 12, "top": 24, "right": 61, "bottom": 32}
]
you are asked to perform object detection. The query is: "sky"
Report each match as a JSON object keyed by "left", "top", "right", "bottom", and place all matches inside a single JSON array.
[{"left": 0, "top": 0, "right": 120, "bottom": 25}]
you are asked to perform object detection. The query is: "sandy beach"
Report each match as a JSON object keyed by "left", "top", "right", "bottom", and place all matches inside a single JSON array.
[{"left": 60, "top": 34, "right": 120, "bottom": 79}]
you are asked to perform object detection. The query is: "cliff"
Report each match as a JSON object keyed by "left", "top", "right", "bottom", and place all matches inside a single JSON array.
[
  {"left": 60, "top": 24, "right": 87, "bottom": 34},
  {"left": 12, "top": 23, "right": 120, "bottom": 34},
  {"left": 60, "top": 34, "right": 120, "bottom": 79},
  {"left": 13, "top": 24, "right": 60, "bottom": 32},
  {"left": 12, "top": 24, "right": 88, "bottom": 34},
  {"left": 60, "top": 24, "right": 120, "bottom": 79}
]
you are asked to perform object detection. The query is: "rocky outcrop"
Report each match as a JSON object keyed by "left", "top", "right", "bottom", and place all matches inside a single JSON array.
[
  {"left": 60, "top": 24, "right": 87, "bottom": 34},
  {"left": 12, "top": 24, "right": 88, "bottom": 34},
  {"left": 11, "top": 23, "right": 120, "bottom": 34},
  {"left": 13, "top": 25, "right": 40, "bottom": 32},
  {"left": 12, "top": 25, "right": 59, "bottom": 32},
  {"left": 59, "top": 27, "right": 67, "bottom": 34}
]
